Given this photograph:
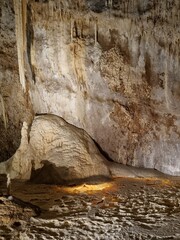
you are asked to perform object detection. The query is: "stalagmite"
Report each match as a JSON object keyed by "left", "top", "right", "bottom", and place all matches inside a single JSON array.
[{"left": 6, "top": 174, "right": 11, "bottom": 196}]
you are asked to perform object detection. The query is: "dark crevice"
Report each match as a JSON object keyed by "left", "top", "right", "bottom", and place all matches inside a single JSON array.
[
  {"left": 0, "top": 120, "right": 21, "bottom": 162},
  {"left": 87, "top": 0, "right": 106, "bottom": 13},
  {"left": 92, "top": 139, "right": 114, "bottom": 163}
]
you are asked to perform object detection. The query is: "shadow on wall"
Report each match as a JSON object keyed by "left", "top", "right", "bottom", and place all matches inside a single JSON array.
[
  {"left": 0, "top": 120, "right": 22, "bottom": 163},
  {"left": 93, "top": 139, "right": 114, "bottom": 163}
]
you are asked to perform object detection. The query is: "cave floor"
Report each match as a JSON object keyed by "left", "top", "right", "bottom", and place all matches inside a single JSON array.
[{"left": 0, "top": 176, "right": 180, "bottom": 240}]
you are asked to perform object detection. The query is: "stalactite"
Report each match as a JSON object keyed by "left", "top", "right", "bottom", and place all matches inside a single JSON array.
[
  {"left": 80, "top": 20, "right": 83, "bottom": 39},
  {"left": 13, "top": 0, "right": 27, "bottom": 92},
  {"left": 58, "top": 0, "right": 61, "bottom": 10},
  {"left": 109, "top": 0, "right": 113, "bottom": 8},
  {"left": 164, "top": 56, "right": 170, "bottom": 110},
  {"left": 163, "top": 3, "right": 167, "bottom": 21},
  {"left": 168, "top": 5, "right": 170, "bottom": 23},
  {"left": 70, "top": 19, "right": 74, "bottom": 42},
  {"left": 129, "top": 0, "right": 132, "bottom": 14},
  {"left": 94, "top": 18, "right": 98, "bottom": 44},
  {"left": 62, "top": 9, "right": 65, "bottom": 21},
  {"left": 73, "top": 21, "right": 78, "bottom": 38},
  {"left": 49, "top": 0, "right": 54, "bottom": 17},
  {"left": 157, "top": 1, "right": 160, "bottom": 18},
  {"left": 0, "top": 94, "right": 8, "bottom": 130},
  {"left": 46, "top": 2, "right": 49, "bottom": 19},
  {"left": 59, "top": 7, "right": 62, "bottom": 21},
  {"left": 173, "top": 7, "right": 176, "bottom": 26},
  {"left": 127, "top": 0, "right": 129, "bottom": 17},
  {"left": 132, "top": 0, "right": 135, "bottom": 12}
]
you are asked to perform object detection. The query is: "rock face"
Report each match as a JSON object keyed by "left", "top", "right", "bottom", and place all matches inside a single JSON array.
[
  {"left": 4, "top": 114, "right": 111, "bottom": 183},
  {"left": 0, "top": 0, "right": 180, "bottom": 176},
  {"left": 0, "top": 0, "right": 33, "bottom": 162}
]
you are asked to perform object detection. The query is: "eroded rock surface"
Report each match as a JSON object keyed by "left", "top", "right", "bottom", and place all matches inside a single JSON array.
[
  {"left": 0, "top": 175, "right": 40, "bottom": 228},
  {"left": 1, "top": 176, "right": 180, "bottom": 240},
  {"left": 0, "top": 195, "right": 39, "bottom": 226}
]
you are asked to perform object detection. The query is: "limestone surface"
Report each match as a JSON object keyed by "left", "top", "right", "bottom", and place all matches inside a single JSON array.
[{"left": 26, "top": 0, "right": 180, "bottom": 175}]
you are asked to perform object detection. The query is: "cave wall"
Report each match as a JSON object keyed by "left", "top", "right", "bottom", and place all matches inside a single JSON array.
[
  {"left": 1, "top": 0, "right": 180, "bottom": 175},
  {"left": 0, "top": 0, "right": 33, "bottom": 161}
]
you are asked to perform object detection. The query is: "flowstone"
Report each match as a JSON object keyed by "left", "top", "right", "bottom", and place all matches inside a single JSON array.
[{"left": 2, "top": 114, "right": 111, "bottom": 184}]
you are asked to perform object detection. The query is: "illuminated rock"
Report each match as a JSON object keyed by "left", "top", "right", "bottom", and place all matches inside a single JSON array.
[{"left": 4, "top": 114, "right": 111, "bottom": 184}]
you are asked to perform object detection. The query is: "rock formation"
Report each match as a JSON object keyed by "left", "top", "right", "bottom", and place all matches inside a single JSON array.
[
  {"left": 0, "top": 0, "right": 33, "bottom": 162},
  {"left": 0, "top": 0, "right": 180, "bottom": 176},
  {"left": 1, "top": 114, "right": 111, "bottom": 184}
]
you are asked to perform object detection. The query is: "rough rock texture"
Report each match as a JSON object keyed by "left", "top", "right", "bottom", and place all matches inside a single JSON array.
[
  {"left": 0, "top": 195, "right": 39, "bottom": 225},
  {"left": 0, "top": 0, "right": 33, "bottom": 162},
  {"left": 0, "top": 176, "right": 180, "bottom": 240},
  {"left": 0, "top": 0, "right": 180, "bottom": 176},
  {"left": 2, "top": 114, "right": 111, "bottom": 183},
  {"left": 0, "top": 175, "right": 40, "bottom": 227}
]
